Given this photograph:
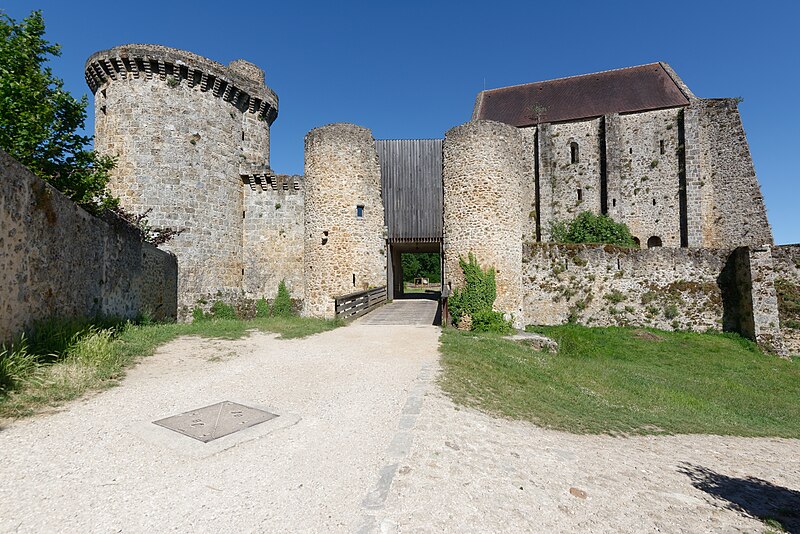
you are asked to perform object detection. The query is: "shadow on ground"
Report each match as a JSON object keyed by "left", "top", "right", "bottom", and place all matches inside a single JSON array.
[{"left": 679, "top": 463, "right": 800, "bottom": 533}]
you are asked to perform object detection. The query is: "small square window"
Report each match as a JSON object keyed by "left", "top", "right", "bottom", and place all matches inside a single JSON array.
[{"left": 356, "top": 205, "right": 364, "bottom": 218}]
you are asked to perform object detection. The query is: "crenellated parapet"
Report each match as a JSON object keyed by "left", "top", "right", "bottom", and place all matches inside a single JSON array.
[{"left": 85, "top": 44, "right": 278, "bottom": 124}]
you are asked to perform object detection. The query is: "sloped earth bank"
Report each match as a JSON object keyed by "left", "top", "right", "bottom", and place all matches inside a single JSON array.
[{"left": 0, "top": 323, "right": 798, "bottom": 533}]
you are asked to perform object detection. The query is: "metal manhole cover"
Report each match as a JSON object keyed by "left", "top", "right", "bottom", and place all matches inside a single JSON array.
[{"left": 153, "top": 401, "right": 278, "bottom": 443}]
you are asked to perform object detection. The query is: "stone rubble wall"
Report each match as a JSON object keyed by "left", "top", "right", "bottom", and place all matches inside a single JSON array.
[
  {"left": 303, "top": 124, "right": 386, "bottom": 319},
  {"left": 771, "top": 245, "right": 800, "bottom": 354},
  {"left": 0, "top": 150, "right": 177, "bottom": 343},
  {"left": 537, "top": 118, "right": 603, "bottom": 237},
  {"left": 243, "top": 175, "right": 305, "bottom": 301},
  {"left": 89, "top": 45, "right": 276, "bottom": 319},
  {"left": 522, "top": 243, "right": 788, "bottom": 353},
  {"left": 691, "top": 99, "right": 773, "bottom": 248},
  {"left": 443, "top": 120, "right": 524, "bottom": 325},
  {"left": 522, "top": 243, "right": 727, "bottom": 332},
  {"left": 605, "top": 108, "right": 683, "bottom": 248}
]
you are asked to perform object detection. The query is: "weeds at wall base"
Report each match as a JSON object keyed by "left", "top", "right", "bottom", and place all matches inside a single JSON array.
[{"left": 0, "top": 314, "right": 340, "bottom": 420}]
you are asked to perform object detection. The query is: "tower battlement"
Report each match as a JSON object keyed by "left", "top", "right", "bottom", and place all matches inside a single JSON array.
[{"left": 85, "top": 44, "right": 278, "bottom": 123}]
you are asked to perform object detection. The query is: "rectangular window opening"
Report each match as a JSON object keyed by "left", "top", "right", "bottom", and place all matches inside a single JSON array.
[
  {"left": 353, "top": 273, "right": 356, "bottom": 287},
  {"left": 356, "top": 205, "right": 365, "bottom": 218},
  {"left": 660, "top": 140, "right": 665, "bottom": 155},
  {"left": 577, "top": 188, "right": 582, "bottom": 201}
]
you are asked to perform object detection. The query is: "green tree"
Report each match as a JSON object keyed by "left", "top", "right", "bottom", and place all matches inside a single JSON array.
[
  {"left": 549, "top": 211, "right": 636, "bottom": 247},
  {"left": 401, "top": 252, "right": 441, "bottom": 283},
  {"left": 0, "top": 10, "right": 116, "bottom": 214}
]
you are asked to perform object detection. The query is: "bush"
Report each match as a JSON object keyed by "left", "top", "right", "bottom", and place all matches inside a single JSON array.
[
  {"left": 449, "top": 253, "right": 513, "bottom": 333},
  {"left": 271, "top": 280, "right": 293, "bottom": 317},
  {"left": 192, "top": 307, "right": 207, "bottom": 322},
  {"left": 0, "top": 336, "right": 40, "bottom": 395},
  {"left": 255, "top": 298, "right": 270, "bottom": 318},
  {"left": 209, "top": 301, "right": 237, "bottom": 320},
  {"left": 471, "top": 310, "right": 514, "bottom": 334},
  {"left": 549, "top": 211, "right": 636, "bottom": 247}
]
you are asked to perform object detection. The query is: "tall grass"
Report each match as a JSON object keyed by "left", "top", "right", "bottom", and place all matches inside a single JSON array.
[{"left": 0, "top": 314, "right": 340, "bottom": 419}]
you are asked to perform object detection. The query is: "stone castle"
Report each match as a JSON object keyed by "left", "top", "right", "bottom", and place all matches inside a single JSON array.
[{"left": 82, "top": 44, "right": 798, "bottom": 353}]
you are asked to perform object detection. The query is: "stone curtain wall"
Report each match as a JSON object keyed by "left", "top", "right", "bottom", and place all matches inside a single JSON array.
[
  {"left": 772, "top": 245, "right": 800, "bottom": 354},
  {"left": 522, "top": 243, "right": 727, "bottom": 331},
  {"left": 0, "top": 151, "right": 177, "bottom": 343},
  {"left": 87, "top": 45, "right": 277, "bottom": 318},
  {"left": 522, "top": 243, "right": 787, "bottom": 353},
  {"left": 303, "top": 124, "right": 386, "bottom": 319},
  {"left": 443, "top": 120, "right": 524, "bottom": 324},
  {"left": 243, "top": 175, "right": 305, "bottom": 301},
  {"left": 605, "top": 108, "right": 683, "bottom": 248}
]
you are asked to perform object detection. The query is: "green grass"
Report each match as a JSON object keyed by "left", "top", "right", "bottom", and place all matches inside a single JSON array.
[
  {"left": 439, "top": 324, "right": 800, "bottom": 437},
  {"left": 0, "top": 315, "right": 340, "bottom": 420}
]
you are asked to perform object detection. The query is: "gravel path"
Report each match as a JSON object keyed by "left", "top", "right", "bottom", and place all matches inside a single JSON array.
[
  {"left": 375, "top": 382, "right": 800, "bottom": 533},
  {"left": 1, "top": 318, "right": 799, "bottom": 533},
  {"left": 0, "top": 323, "right": 439, "bottom": 533}
]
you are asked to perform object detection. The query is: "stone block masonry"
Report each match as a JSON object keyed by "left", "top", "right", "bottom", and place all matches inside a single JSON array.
[
  {"left": 303, "top": 124, "right": 386, "bottom": 319},
  {"left": 0, "top": 150, "right": 177, "bottom": 343},
  {"left": 771, "top": 245, "right": 800, "bottom": 354}
]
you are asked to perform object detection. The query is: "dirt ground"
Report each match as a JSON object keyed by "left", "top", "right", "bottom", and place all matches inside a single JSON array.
[{"left": 1, "top": 313, "right": 798, "bottom": 533}]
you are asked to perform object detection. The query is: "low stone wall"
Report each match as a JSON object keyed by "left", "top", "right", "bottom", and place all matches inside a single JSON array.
[
  {"left": 772, "top": 244, "right": 800, "bottom": 354},
  {"left": 0, "top": 150, "right": 177, "bottom": 343},
  {"left": 522, "top": 243, "right": 786, "bottom": 353},
  {"left": 522, "top": 243, "right": 728, "bottom": 332}
]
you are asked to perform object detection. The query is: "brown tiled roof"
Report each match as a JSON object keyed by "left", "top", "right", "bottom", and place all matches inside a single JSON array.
[{"left": 473, "top": 63, "right": 691, "bottom": 127}]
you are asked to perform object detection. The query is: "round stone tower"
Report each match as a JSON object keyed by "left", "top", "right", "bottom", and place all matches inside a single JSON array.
[
  {"left": 443, "top": 120, "right": 524, "bottom": 325},
  {"left": 85, "top": 45, "right": 278, "bottom": 317},
  {"left": 303, "top": 123, "right": 386, "bottom": 319}
]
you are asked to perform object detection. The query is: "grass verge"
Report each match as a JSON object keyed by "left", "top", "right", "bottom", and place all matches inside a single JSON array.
[
  {"left": 439, "top": 324, "right": 800, "bottom": 437},
  {"left": 0, "top": 315, "right": 340, "bottom": 420}
]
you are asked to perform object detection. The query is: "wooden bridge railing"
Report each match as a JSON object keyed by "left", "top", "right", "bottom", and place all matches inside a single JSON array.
[{"left": 334, "top": 286, "right": 388, "bottom": 321}]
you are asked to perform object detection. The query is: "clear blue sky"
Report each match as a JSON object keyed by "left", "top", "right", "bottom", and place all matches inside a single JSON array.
[{"left": 6, "top": 1, "right": 799, "bottom": 243}]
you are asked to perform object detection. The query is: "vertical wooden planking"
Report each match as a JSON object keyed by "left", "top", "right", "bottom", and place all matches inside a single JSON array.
[{"left": 376, "top": 139, "right": 443, "bottom": 243}]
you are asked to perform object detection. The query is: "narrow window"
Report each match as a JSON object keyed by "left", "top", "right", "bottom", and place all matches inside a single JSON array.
[
  {"left": 660, "top": 140, "right": 665, "bottom": 155},
  {"left": 322, "top": 230, "right": 328, "bottom": 245},
  {"left": 356, "top": 205, "right": 364, "bottom": 218},
  {"left": 647, "top": 236, "right": 663, "bottom": 248},
  {"left": 100, "top": 105, "right": 107, "bottom": 115},
  {"left": 629, "top": 148, "right": 633, "bottom": 155},
  {"left": 101, "top": 89, "right": 107, "bottom": 98},
  {"left": 570, "top": 142, "right": 579, "bottom": 164},
  {"left": 652, "top": 198, "right": 657, "bottom": 206},
  {"left": 353, "top": 273, "right": 356, "bottom": 287},
  {"left": 242, "top": 131, "right": 245, "bottom": 141},
  {"left": 242, "top": 210, "right": 246, "bottom": 218},
  {"left": 612, "top": 198, "right": 617, "bottom": 207},
  {"left": 577, "top": 188, "right": 582, "bottom": 201}
]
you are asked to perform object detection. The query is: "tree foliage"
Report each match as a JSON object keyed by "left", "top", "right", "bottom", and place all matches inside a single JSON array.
[
  {"left": 549, "top": 211, "right": 636, "bottom": 247},
  {"left": 0, "top": 10, "right": 116, "bottom": 214},
  {"left": 401, "top": 252, "right": 441, "bottom": 283}
]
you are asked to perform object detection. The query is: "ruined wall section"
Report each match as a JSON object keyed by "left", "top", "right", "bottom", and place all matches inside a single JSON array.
[
  {"left": 538, "top": 118, "right": 602, "bottom": 238},
  {"left": 605, "top": 108, "right": 682, "bottom": 248},
  {"left": 0, "top": 150, "right": 177, "bottom": 343},
  {"left": 443, "top": 120, "right": 523, "bottom": 324},
  {"left": 243, "top": 175, "right": 305, "bottom": 301},
  {"left": 86, "top": 45, "right": 278, "bottom": 318},
  {"left": 522, "top": 243, "right": 727, "bottom": 331},
  {"left": 303, "top": 124, "right": 386, "bottom": 319},
  {"left": 772, "top": 245, "right": 800, "bottom": 354},
  {"left": 699, "top": 99, "right": 773, "bottom": 248}
]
